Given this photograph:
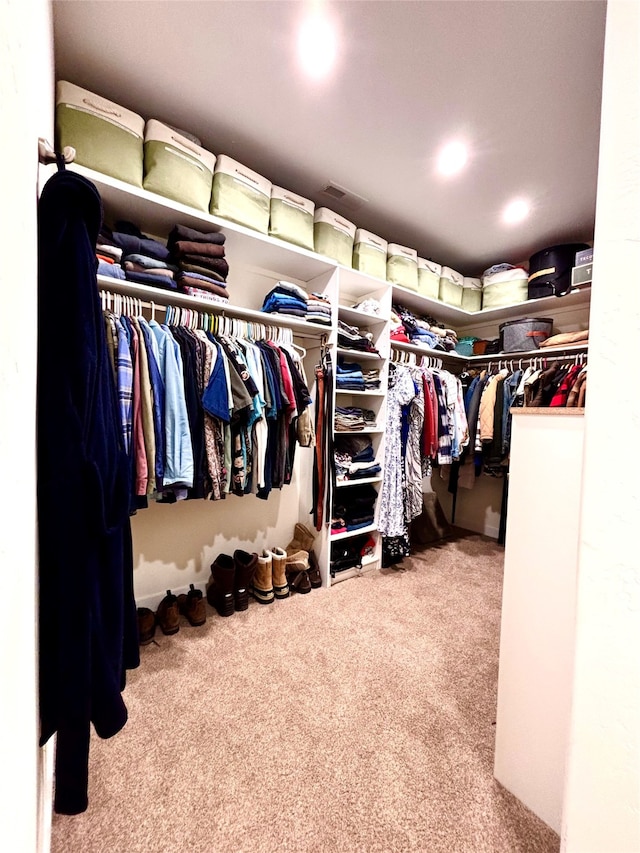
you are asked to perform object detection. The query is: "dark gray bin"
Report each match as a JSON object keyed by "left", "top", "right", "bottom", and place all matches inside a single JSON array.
[{"left": 499, "top": 318, "right": 553, "bottom": 353}]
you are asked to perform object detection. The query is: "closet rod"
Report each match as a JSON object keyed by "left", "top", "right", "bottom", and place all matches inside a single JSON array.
[{"left": 471, "top": 350, "right": 588, "bottom": 370}]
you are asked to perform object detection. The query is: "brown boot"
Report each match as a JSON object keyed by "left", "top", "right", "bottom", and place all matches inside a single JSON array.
[
  {"left": 207, "top": 554, "right": 235, "bottom": 617},
  {"left": 286, "top": 559, "right": 312, "bottom": 594},
  {"left": 177, "top": 583, "right": 207, "bottom": 626},
  {"left": 137, "top": 607, "right": 156, "bottom": 645},
  {"left": 286, "top": 523, "right": 316, "bottom": 556},
  {"left": 271, "top": 546, "right": 290, "bottom": 599},
  {"left": 307, "top": 550, "right": 322, "bottom": 589},
  {"left": 156, "top": 590, "right": 180, "bottom": 635},
  {"left": 251, "top": 550, "right": 275, "bottom": 605},
  {"left": 233, "top": 549, "right": 258, "bottom": 611}
]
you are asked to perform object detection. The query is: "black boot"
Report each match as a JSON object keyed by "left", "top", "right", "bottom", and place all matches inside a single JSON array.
[
  {"left": 233, "top": 549, "right": 258, "bottom": 611},
  {"left": 207, "top": 554, "right": 235, "bottom": 617}
]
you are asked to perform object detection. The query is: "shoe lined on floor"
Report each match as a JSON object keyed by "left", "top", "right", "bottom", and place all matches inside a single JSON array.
[
  {"left": 207, "top": 553, "right": 235, "bottom": 617},
  {"left": 233, "top": 549, "right": 258, "bottom": 611},
  {"left": 307, "top": 550, "right": 322, "bottom": 589},
  {"left": 156, "top": 590, "right": 180, "bottom": 635},
  {"left": 177, "top": 583, "right": 207, "bottom": 626},
  {"left": 137, "top": 607, "right": 156, "bottom": 645},
  {"left": 271, "top": 546, "right": 290, "bottom": 599},
  {"left": 285, "top": 553, "right": 312, "bottom": 595},
  {"left": 286, "top": 522, "right": 316, "bottom": 556},
  {"left": 251, "top": 550, "right": 275, "bottom": 605}
]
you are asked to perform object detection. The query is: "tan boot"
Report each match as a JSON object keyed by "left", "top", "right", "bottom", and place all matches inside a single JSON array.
[
  {"left": 271, "top": 547, "right": 290, "bottom": 599},
  {"left": 251, "top": 550, "right": 275, "bottom": 605},
  {"left": 286, "top": 523, "right": 316, "bottom": 556}
]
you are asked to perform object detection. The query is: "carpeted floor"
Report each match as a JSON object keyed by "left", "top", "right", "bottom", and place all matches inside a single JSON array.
[{"left": 51, "top": 533, "right": 559, "bottom": 853}]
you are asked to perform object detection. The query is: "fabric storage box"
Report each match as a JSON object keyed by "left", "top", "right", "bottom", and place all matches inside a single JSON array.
[
  {"left": 438, "top": 266, "right": 464, "bottom": 306},
  {"left": 314, "top": 208, "right": 356, "bottom": 266},
  {"left": 528, "top": 243, "right": 590, "bottom": 298},
  {"left": 55, "top": 80, "right": 144, "bottom": 187},
  {"left": 143, "top": 120, "right": 216, "bottom": 211},
  {"left": 462, "top": 277, "right": 482, "bottom": 311},
  {"left": 387, "top": 244, "right": 418, "bottom": 290},
  {"left": 499, "top": 318, "right": 553, "bottom": 353},
  {"left": 455, "top": 336, "right": 478, "bottom": 357},
  {"left": 482, "top": 268, "right": 528, "bottom": 308},
  {"left": 269, "top": 186, "right": 315, "bottom": 250},
  {"left": 353, "top": 229, "right": 388, "bottom": 279},
  {"left": 211, "top": 155, "right": 271, "bottom": 233},
  {"left": 417, "top": 259, "right": 441, "bottom": 299}
]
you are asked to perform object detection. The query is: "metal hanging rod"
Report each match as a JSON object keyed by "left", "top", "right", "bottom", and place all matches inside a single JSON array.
[{"left": 479, "top": 350, "right": 588, "bottom": 373}]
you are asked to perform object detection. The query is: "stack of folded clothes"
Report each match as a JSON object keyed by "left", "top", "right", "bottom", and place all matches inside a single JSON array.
[
  {"left": 338, "top": 320, "right": 379, "bottom": 354},
  {"left": 389, "top": 309, "right": 410, "bottom": 343},
  {"left": 261, "top": 280, "right": 308, "bottom": 317},
  {"left": 334, "top": 435, "right": 381, "bottom": 482},
  {"left": 334, "top": 405, "right": 376, "bottom": 432},
  {"left": 336, "top": 358, "right": 365, "bottom": 391},
  {"left": 393, "top": 304, "right": 459, "bottom": 351},
  {"left": 363, "top": 368, "right": 381, "bottom": 390},
  {"left": 108, "top": 221, "right": 178, "bottom": 291},
  {"left": 95, "top": 228, "right": 126, "bottom": 279},
  {"left": 167, "top": 224, "right": 229, "bottom": 303},
  {"left": 332, "top": 484, "right": 378, "bottom": 534},
  {"left": 306, "top": 292, "right": 332, "bottom": 325}
]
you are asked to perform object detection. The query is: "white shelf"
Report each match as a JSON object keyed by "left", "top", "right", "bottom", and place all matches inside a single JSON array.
[
  {"left": 338, "top": 305, "right": 388, "bottom": 326},
  {"left": 335, "top": 389, "right": 384, "bottom": 397},
  {"left": 467, "top": 342, "right": 589, "bottom": 361},
  {"left": 330, "top": 523, "right": 378, "bottom": 542},
  {"left": 335, "top": 476, "right": 383, "bottom": 487},
  {"left": 334, "top": 428, "right": 383, "bottom": 435},
  {"left": 336, "top": 347, "right": 384, "bottom": 361},
  {"left": 71, "top": 164, "right": 336, "bottom": 284},
  {"left": 96, "top": 276, "right": 329, "bottom": 339},
  {"left": 390, "top": 341, "right": 464, "bottom": 362},
  {"left": 330, "top": 556, "right": 380, "bottom": 584}
]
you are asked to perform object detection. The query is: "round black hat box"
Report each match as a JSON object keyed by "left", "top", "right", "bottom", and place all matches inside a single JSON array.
[{"left": 528, "top": 243, "right": 590, "bottom": 298}]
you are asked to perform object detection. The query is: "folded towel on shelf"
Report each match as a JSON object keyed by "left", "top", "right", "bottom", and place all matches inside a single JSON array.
[
  {"left": 180, "top": 261, "right": 227, "bottom": 282},
  {"left": 124, "top": 261, "right": 175, "bottom": 278},
  {"left": 167, "top": 224, "right": 226, "bottom": 248},
  {"left": 97, "top": 260, "right": 126, "bottom": 279},
  {"left": 172, "top": 240, "right": 226, "bottom": 258},
  {"left": 177, "top": 273, "right": 229, "bottom": 299},
  {"left": 539, "top": 329, "right": 589, "bottom": 348},
  {"left": 177, "top": 254, "right": 230, "bottom": 278},
  {"left": 124, "top": 270, "right": 178, "bottom": 290}
]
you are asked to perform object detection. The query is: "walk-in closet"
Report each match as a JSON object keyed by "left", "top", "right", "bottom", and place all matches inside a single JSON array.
[{"left": 3, "top": 1, "right": 640, "bottom": 852}]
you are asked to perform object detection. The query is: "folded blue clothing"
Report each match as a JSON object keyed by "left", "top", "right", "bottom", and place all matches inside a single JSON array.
[
  {"left": 262, "top": 294, "right": 308, "bottom": 313},
  {"left": 112, "top": 232, "right": 170, "bottom": 262},
  {"left": 176, "top": 270, "right": 227, "bottom": 289},
  {"left": 265, "top": 286, "right": 308, "bottom": 304},
  {"left": 97, "top": 260, "right": 126, "bottom": 279},
  {"left": 124, "top": 252, "right": 178, "bottom": 272},
  {"left": 337, "top": 360, "right": 363, "bottom": 373},
  {"left": 346, "top": 519, "right": 375, "bottom": 531},
  {"left": 352, "top": 446, "right": 375, "bottom": 462},
  {"left": 263, "top": 306, "right": 307, "bottom": 317},
  {"left": 272, "top": 280, "right": 308, "bottom": 301},
  {"left": 125, "top": 270, "right": 178, "bottom": 290},
  {"left": 348, "top": 465, "right": 381, "bottom": 479}
]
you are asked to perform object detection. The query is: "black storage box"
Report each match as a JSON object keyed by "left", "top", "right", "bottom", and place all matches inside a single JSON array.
[
  {"left": 528, "top": 243, "right": 590, "bottom": 298},
  {"left": 499, "top": 318, "right": 553, "bottom": 353}
]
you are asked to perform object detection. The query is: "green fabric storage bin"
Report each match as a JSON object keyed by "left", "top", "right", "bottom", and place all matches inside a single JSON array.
[
  {"left": 269, "top": 186, "right": 315, "bottom": 250},
  {"left": 55, "top": 80, "right": 144, "bottom": 187},
  {"left": 417, "top": 259, "right": 442, "bottom": 299},
  {"left": 352, "top": 229, "right": 388, "bottom": 279},
  {"left": 438, "top": 266, "right": 464, "bottom": 307},
  {"left": 211, "top": 155, "right": 271, "bottom": 234},
  {"left": 313, "top": 208, "right": 356, "bottom": 266},
  {"left": 387, "top": 244, "right": 418, "bottom": 290},
  {"left": 462, "top": 277, "right": 482, "bottom": 312},
  {"left": 143, "top": 119, "right": 216, "bottom": 212},
  {"left": 482, "top": 269, "right": 529, "bottom": 308}
]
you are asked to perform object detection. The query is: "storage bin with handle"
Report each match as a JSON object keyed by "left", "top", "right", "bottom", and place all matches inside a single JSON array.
[
  {"left": 313, "top": 208, "right": 356, "bottom": 266},
  {"left": 55, "top": 80, "right": 145, "bottom": 187},
  {"left": 462, "top": 277, "right": 482, "bottom": 311},
  {"left": 482, "top": 268, "right": 528, "bottom": 308},
  {"left": 143, "top": 119, "right": 216, "bottom": 212},
  {"left": 499, "top": 318, "right": 553, "bottom": 353},
  {"left": 269, "top": 186, "right": 315, "bottom": 250},
  {"left": 211, "top": 154, "right": 272, "bottom": 234},
  {"left": 387, "top": 244, "right": 418, "bottom": 290},
  {"left": 353, "top": 229, "right": 388, "bottom": 279},
  {"left": 417, "top": 259, "right": 442, "bottom": 299},
  {"left": 438, "top": 266, "right": 464, "bottom": 306}
]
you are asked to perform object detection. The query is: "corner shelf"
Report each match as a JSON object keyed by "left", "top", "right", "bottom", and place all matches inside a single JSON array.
[
  {"left": 338, "top": 305, "right": 388, "bottom": 327},
  {"left": 330, "top": 523, "right": 378, "bottom": 542},
  {"left": 335, "top": 477, "right": 383, "bottom": 487}
]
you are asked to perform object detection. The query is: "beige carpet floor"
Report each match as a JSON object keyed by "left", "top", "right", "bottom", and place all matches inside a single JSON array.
[{"left": 51, "top": 533, "right": 559, "bottom": 853}]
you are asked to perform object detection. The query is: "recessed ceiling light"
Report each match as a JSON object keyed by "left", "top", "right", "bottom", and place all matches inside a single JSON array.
[
  {"left": 298, "top": 12, "right": 338, "bottom": 80},
  {"left": 436, "top": 141, "right": 468, "bottom": 177},
  {"left": 502, "top": 198, "right": 530, "bottom": 225}
]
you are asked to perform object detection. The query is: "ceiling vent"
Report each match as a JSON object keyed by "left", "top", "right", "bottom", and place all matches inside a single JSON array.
[{"left": 319, "top": 181, "right": 368, "bottom": 212}]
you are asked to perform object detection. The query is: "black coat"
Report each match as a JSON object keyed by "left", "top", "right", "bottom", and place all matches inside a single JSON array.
[{"left": 37, "top": 170, "right": 139, "bottom": 814}]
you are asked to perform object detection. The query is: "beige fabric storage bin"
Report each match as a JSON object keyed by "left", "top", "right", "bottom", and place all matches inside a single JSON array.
[
  {"left": 462, "top": 277, "right": 482, "bottom": 312},
  {"left": 143, "top": 120, "right": 216, "bottom": 211},
  {"left": 269, "top": 186, "right": 315, "bottom": 250},
  {"left": 211, "top": 155, "right": 271, "bottom": 233},
  {"left": 352, "top": 229, "right": 388, "bottom": 279},
  {"left": 417, "top": 259, "right": 442, "bottom": 299},
  {"left": 313, "top": 208, "right": 356, "bottom": 266},
  {"left": 55, "top": 80, "right": 144, "bottom": 187},
  {"left": 482, "top": 268, "right": 529, "bottom": 308},
  {"left": 438, "top": 266, "right": 464, "bottom": 306},
  {"left": 387, "top": 244, "right": 418, "bottom": 290}
]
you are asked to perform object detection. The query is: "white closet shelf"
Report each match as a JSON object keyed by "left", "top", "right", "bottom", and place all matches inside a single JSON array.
[
  {"left": 330, "top": 557, "right": 379, "bottom": 584},
  {"left": 465, "top": 342, "right": 589, "bottom": 361},
  {"left": 335, "top": 477, "right": 383, "bottom": 487},
  {"left": 390, "top": 341, "right": 464, "bottom": 362},
  {"left": 336, "top": 347, "right": 384, "bottom": 361},
  {"left": 392, "top": 284, "right": 591, "bottom": 329},
  {"left": 96, "top": 276, "right": 330, "bottom": 339},
  {"left": 338, "top": 305, "right": 388, "bottom": 326},
  {"left": 335, "top": 389, "right": 385, "bottom": 397},
  {"left": 330, "top": 524, "right": 378, "bottom": 542},
  {"left": 71, "top": 164, "right": 336, "bottom": 284}
]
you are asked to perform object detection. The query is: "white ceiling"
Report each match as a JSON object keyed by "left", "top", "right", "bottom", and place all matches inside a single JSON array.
[{"left": 52, "top": 0, "right": 607, "bottom": 276}]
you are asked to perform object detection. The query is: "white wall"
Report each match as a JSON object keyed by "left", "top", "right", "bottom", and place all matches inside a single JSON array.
[
  {"left": 0, "top": 0, "right": 53, "bottom": 851},
  {"left": 561, "top": 2, "right": 640, "bottom": 850}
]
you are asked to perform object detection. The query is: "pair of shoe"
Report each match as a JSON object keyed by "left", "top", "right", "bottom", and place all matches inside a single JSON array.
[
  {"left": 207, "top": 550, "right": 260, "bottom": 617},
  {"left": 251, "top": 547, "right": 290, "bottom": 605},
  {"left": 137, "top": 584, "right": 206, "bottom": 643},
  {"left": 285, "top": 523, "right": 322, "bottom": 592}
]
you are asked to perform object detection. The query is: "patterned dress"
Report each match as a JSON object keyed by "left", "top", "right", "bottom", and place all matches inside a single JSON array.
[{"left": 379, "top": 366, "right": 416, "bottom": 537}]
